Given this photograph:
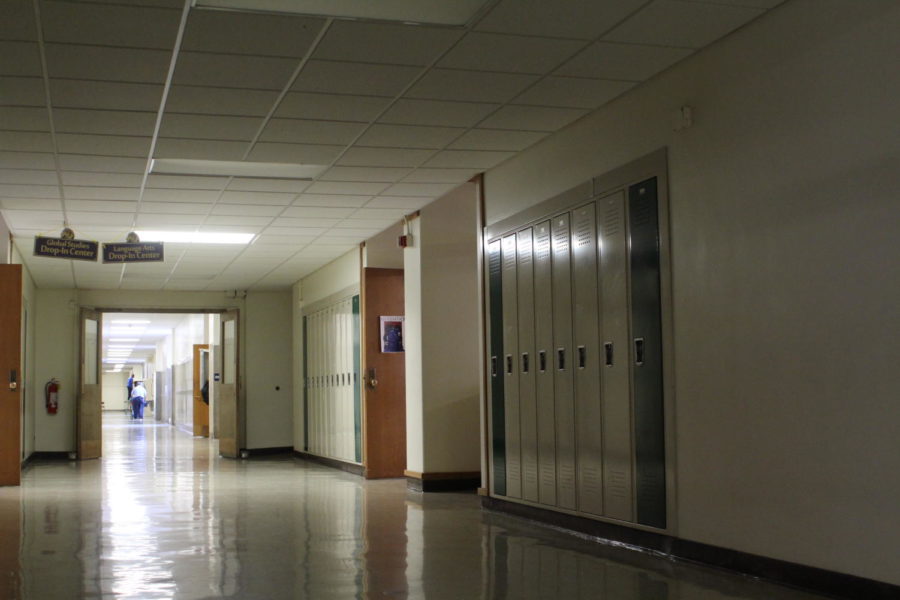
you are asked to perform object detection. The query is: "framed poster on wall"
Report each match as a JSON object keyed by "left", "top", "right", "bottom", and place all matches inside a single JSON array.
[{"left": 380, "top": 316, "right": 404, "bottom": 353}]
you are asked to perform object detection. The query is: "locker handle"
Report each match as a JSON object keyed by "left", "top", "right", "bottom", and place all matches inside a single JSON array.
[
  {"left": 506, "top": 355, "right": 513, "bottom": 375},
  {"left": 557, "top": 348, "right": 565, "bottom": 371},
  {"left": 577, "top": 346, "right": 586, "bottom": 369},
  {"left": 538, "top": 351, "right": 546, "bottom": 372},
  {"left": 491, "top": 356, "right": 498, "bottom": 377},
  {"left": 521, "top": 353, "right": 529, "bottom": 374},
  {"left": 634, "top": 338, "right": 645, "bottom": 366},
  {"left": 604, "top": 342, "right": 614, "bottom": 366}
]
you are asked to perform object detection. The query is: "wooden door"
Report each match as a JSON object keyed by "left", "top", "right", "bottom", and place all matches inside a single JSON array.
[
  {"left": 192, "top": 344, "right": 209, "bottom": 437},
  {"left": 0, "top": 265, "right": 22, "bottom": 485},
  {"left": 78, "top": 308, "right": 102, "bottom": 459},
  {"left": 362, "top": 268, "right": 406, "bottom": 478},
  {"left": 216, "top": 310, "right": 239, "bottom": 457}
]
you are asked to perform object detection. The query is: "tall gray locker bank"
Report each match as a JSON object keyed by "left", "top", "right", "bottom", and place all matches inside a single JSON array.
[{"left": 485, "top": 150, "right": 674, "bottom": 532}]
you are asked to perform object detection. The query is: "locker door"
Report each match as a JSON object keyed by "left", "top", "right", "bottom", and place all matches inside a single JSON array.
[
  {"left": 550, "top": 214, "right": 576, "bottom": 510},
  {"left": 598, "top": 190, "right": 634, "bottom": 522},
  {"left": 628, "top": 177, "right": 666, "bottom": 529},
  {"left": 517, "top": 228, "right": 539, "bottom": 502},
  {"left": 487, "top": 239, "right": 506, "bottom": 496},
  {"left": 533, "top": 221, "right": 557, "bottom": 506},
  {"left": 571, "top": 203, "right": 603, "bottom": 516},
  {"left": 501, "top": 234, "right": 522, "bottom": 498}
]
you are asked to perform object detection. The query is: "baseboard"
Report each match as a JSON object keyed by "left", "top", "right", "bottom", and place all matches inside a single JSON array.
[
  {"left": 482, "top": 496, "right": 899, "bottom": 600},
  {"left": 405, "top": 470, "right": 480, "bottom": 492},
  {"left": 293, "top": 450, "right": 365, "bottom": 477},
  {"left": 22, "top": 451, "right": 72, "bottom": 469},
  {"left": 242, "top": 446, "right": 292, "bottom": 457}
]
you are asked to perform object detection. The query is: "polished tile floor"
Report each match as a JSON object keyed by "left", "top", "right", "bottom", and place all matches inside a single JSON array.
[{"left": 0, "top": 413, "right": 832, "bottom": 599}]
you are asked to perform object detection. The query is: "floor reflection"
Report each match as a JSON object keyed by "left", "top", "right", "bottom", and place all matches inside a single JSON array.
[{"left": 0, "top": 413, "right": 832, "bottom": 599}]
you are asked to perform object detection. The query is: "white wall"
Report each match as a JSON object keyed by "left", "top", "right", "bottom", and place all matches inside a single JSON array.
[
  {"left": 102, "top": 371, "right": 129, "bottom": 412},
  {"left": 245, "top": 291, "right": 293, "bottom": 449},
  {"left": 405, "top": 182, "right": 482, "bottom": 474},
  {"left": 364, "top": 222, "right": 403, "bottom": 269},
  {"left": 171, "top": 314, "right": 206, "bottom": 432},
  {"left": 483, "top": 0, "right": 900, "bottom": 585}
]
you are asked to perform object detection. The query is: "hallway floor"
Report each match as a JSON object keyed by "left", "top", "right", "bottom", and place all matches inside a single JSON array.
[{"left": 1, "top": 414, "right": 831, "bottom": 599}]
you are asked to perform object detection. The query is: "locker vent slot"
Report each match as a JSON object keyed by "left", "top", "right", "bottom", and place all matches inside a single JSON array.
[
  {"left": 604, "top": 342, "right": 614, "bottom": 366},
  {"left": 577, "top": 346, "right": 586, "bottom": 369},
  {"left": 603, "top": 205, "right": 621, "bottom": 235},
  {"left": 506, "top": 355, "right": 513, "bottom": 375},
  {"left": 538, "top": 351, "right": 546, "bottom": 372},
  {"left": 521, "top": 353, "right": 529, "bottom": 373},
  {"left": 557, "top": 348, "right": 565, "bottom": 371},
  {"left": 574, "top": 213, "right": 593, "bottom": 247}
]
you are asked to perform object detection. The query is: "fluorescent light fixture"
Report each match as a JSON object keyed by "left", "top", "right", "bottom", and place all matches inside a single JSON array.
[
  {"left": 191, "top": 0, "right": 490, "bottom": 26},
  {"left": 107, "top": 345, "right": 135, "bottom": 349},
  {"left": 109, "top": 338, "right": 140, "bottom": 342},
  {"left": 111, "top": 320, "right": 151, "bottom": 325},
  {"left": 150, "top": 158, "right": 326, "bottom": 180},
  {"left": 135, "top": 230, "right": 255, "bottom": 244}
]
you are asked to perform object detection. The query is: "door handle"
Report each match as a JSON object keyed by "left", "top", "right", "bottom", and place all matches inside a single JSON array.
[{"left": 367, "top": 367, "right": 378, "bottom": 389}]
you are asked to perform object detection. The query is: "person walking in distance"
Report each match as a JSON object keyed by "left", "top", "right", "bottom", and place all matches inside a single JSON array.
[{"left": 130, "top": 380, "right": 148, "bottom": 420}]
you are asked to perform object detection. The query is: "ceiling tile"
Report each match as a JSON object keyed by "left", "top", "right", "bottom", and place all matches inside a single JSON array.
[
  {"left": 338, "top": 147, "right": 435, "bottom": 168},
  {"left": 0, "top": 183, "right": 59, "bottom": 198},
  {"left": 45, "top": 44, "right": 171, "bottom": 84},
  {"left": 292, "top": 195, "right": 370, "bottom": 208},
  {"left": 0, "top": 107, "right": 50, "bottom": 131},
  {"left": 439, "top": 33, "right": 584, "bottom": 74},
  {"left": 182, "top": 11, "right": 324, "bottom": 57},
  {"left": 227, "top": 178, "right": 311, "bottom": 193},
  {"left": 603, "top": 0, "right": 765, "bottom": 48},
  {"left": 379, "top": 98, "right": 498, "bottom": 128},
  {"left": 0, "top": 42, "right": 42, "bottom": 77},
  {"left": 356, "top": 124, "right": 464, "bottom": 149},
  {"left": 401, "top": 168, "right": 479, "bottom": 184},
  {"left": 56, "top": 133, "right": 152, "bottom": 158},
  {"left": 2, "top": 209, "right": 63, "bottom": 228},
  {"left": 407, "top": 69, "right": 538, "bottom": 103},
  {"left": 0, "top": 151, "right": 55, "bottom": 170},
  {"left": 304, "top": 181, "right": 389, "bottom": 196},
  {"left": 260, "top": 119, "right": 366, "bottom": 145},
  {"left": 0, "top": 131, "right": 54, "bottom": 153},
  {"left": 275, "top": 92, "right": 391, "bottom": 122},
  {"left": 319, "top": 167, "right": 411, "bottom": 183},
  {"left": 0, "top": 1, "right": 37, "bottom": 42},
  {"left": 478, "top": 105, "right": 588, "bottom": 131},
  {"left": 476, "top": 0, "right": 648, "bottom": 39},
  {"left": 219, "top": 191, "right": 295, "bottom": 205},
  {"left": 268, "top": 217, "right": 340, "bottom": 228},
  {"left": 246, "top": 142, "right": 344, "bottom": 164},
  {"left": 159, "top": 114, "right": 262, "bottom": 141},
  {"left": 135, "top": 213, "right": 204, "bottom": 226},
  {"left": 41, "top": 1, "right": 180, "bottom": 49},
  {"left": 65, "top": 187, "right": 140, "bottom": 200},
  {"left": 67, "top": 211, "right": 135, "bottom": 226},
  {"left": 365, "top": 196, "right": 433, "bottom": 210},
  {"left": 205, "top": 215, "right": 273, "bottom": 226},
  {"left": 292, "top": 61, "right": 421, "bottom": 97},
  {"left": 62, "top": 172, "right": 143, "bottom": 187},
  {"left": 704, "top": 0, "right": 784, "bottom": 6},
  {"left": 313, "top": 20, "right": 461, "bottom": 66},
  {"left": 154, "top": 138, "right": 247, "bottom": 161},
  {"left": 141, "top": 189, "right": 221, "bottom": 203},
  {"left": 0, "top": 77, "right": 45, "bottom": 106},
  {"left": 449, "top": 129, "right": 547, "bottom": 151},
  {"left": 512, "top": 77, "right": 634, "bottom": 108},
  {"left": 379, "top": 182, "right": 459, "bottom": 197},
  {"left": 166, "top": 86, "right": 279, "bottom": 117},
  {"left": 65, "top": 199, "right": 137, "bottom": 212},
  {"left": 173, "top": 53, "right": 297, "bottom": 90},
  {"left": 282, "top": 206, "right": 356, "bottom": 219},
  {"left": 58, "top": 154, "right": 147, "bottom": 173},
  {"left": 423, "top": 150, "right": 514, "bottom": 169},
  {"left": 53, "top": 108, "right": 157, "bottom": 136},
  {"left": 346, "top": 207, "right": 410, "bottom": 220},
  {"left": 140, "top": 201, "right": 210, "bottom": 215},
  {"left": 557, "top": 41, "right": 693, "bottom": 81},
  {"left": 0, "top": 169, "right": 58, "bottom": 185}
]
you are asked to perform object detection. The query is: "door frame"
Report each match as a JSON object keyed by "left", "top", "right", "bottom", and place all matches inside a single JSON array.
[{"left": 192, "top": 344, "right": 210, "bottom": 437}]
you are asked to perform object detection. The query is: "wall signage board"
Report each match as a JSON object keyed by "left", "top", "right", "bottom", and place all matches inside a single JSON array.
[
  {"left": 33, "top": 236, "right": 99, "bottom": 261},
  {"left": 102, "top": 242, "right": 164, "bottom": 263},
  {"left": 379, "top": 316, "right": 404, "bottom": 353}
]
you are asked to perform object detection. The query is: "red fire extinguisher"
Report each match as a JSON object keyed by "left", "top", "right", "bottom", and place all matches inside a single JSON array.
[{"left": 45, "top": 378, "right": 60, "bottom": 414}]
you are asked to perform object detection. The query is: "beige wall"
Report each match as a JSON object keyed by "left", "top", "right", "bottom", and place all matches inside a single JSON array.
[
  {"left": 484, "top": 0, "right": 900, "bottom": 585},
  {"left": 11, "top": 244, "right": 36, "bottom": 460},
  {"left": 405, "top": 182, "right": 482, "bottom": 474}
]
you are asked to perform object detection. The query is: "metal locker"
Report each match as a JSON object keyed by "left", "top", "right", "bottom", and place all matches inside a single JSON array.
[
  {"left": 533, "top": 221, "right": 557, "bottom": 506},
  {"left": 628, "top": 177, "right": 666, "bottom": 529},
  {"left": 571, "top": 203, "right": 603, "bottom": 516},
  {"left": 550, "top": 214, "right": 577, "bottom": 510},
  {"left": 517, "top": 228, "right": 539, "bottom": 502},
  {"left": 487, "top": 239, "right": 506, "bottom": 496},
  {"left": 501, "top": 234, "right": 522, "bottom": 498},
  {"left": 598, "top": 190, "right": 634, "bottom": 522}
]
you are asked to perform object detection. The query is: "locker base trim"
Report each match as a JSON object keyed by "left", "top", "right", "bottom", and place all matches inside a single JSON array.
[
  {"left": 293, "top": 450, "right": 365, "bottom": 476},
  {"left": 406, "top": 470, "right": 481, "bottom": 492},
  {"left": 482, "top": 496, "right": 898, "bottom": 600},
  {"left": 22, "top": 451, "right": 71, "bottom": 469}
]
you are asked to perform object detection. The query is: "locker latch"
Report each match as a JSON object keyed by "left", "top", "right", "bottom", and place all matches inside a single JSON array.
[
  {"left": 604, "top": 342, "right": 614, "bottom": 366},
  {"left": 577, "top": 346, "right": 586, "bottom": 369},
  {"left": 634, "top": 338, "right": 645, "bottom": 366},
  {"left": 557, "top": 348, "right": 565, "bottom": 371},
  {"left": 521, "top": 353, "right": 529, "bottom": 374}
]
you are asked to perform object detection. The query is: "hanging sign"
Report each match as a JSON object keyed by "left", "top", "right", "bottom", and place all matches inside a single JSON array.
[
  {"left": 102, "top": 242, "right": 164, "bottom": 263},
  {"left": 33, "top": 236, "right": 99, "bottom": 261}
]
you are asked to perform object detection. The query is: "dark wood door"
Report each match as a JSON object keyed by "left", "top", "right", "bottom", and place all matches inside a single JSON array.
[
  {"left": 362, "top": 268, "right": 406, "bottom": 478},
  {"left": 193, "top": 344, "right": 209, "bottom": 437},
  {"left": 0, "top": 265, "right": 22, "bottom": 485}
]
